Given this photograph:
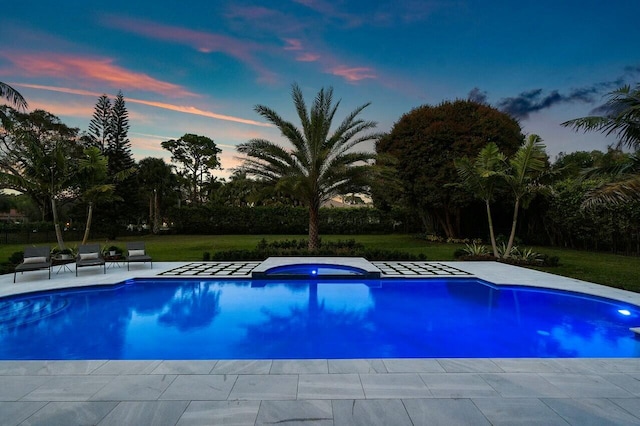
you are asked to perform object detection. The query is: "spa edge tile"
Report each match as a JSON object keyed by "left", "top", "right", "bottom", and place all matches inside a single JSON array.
[
  {"left": 19, "top": 401, "right": 118, "bottom": 426},
  {"left": 255, "top": 400, "right": 332, "bottom": 426},
  {"left": 159, "top": 374, "right": 237, "bottom": 401},
  {"left": 402, "top": 398, "right": 491, "bottom": 426},
  {"left": 297, "top": 373, "right": 365, "bottom": 399},
  {"left": 97, "top": 400, "right": 188, "bottom": 426},
  {"left": 176, "top": 400, "right": 260, "bottom": 426},
  {"left": 359, "top": 373, "right": 432, "bottom": 399}
]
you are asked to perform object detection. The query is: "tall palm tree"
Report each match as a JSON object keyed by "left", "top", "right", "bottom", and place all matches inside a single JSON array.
[
  {"left": 0, "top": 82, "right": 28, "bottom": 110},
  {"left": 0, "top": 82, "right": 28, "bottom": 128},
  {"left": 503, "top": 134, "right": 547, "bottom": 256},
  {"left": 237, "top": 84, "right": 378, "bottom": 250},
  {"left": 455, "top": 143, "right": 506, "bottom": 258},
  {"left": 563, "top": 84, "right": 640, "bottom": 206},
  {"left": 562, "top": 84, "right": 640, "bottom": 151}
]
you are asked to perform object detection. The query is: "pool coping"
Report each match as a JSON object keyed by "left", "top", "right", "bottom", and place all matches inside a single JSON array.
[{"left": 1, "top": 261, "right": 639, "bottom": 424}]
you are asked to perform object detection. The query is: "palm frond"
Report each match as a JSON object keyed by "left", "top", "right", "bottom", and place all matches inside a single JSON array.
[
  {"left": 0, "top": 82, "right": 28, "bottom": 111},
  {"left": 582, "top": 174, "right": 640, "bottom": 208}
]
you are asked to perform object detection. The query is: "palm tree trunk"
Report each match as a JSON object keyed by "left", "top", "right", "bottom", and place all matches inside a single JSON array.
[
  {"left": 308, "top": 200, "right": 320, "bottom": 251},
  {"left": 485, "top": 199, "right": 499, "bottom": 258},
  {"left": 153, "top": 189, "right": 160, "bottom": 234},
  {"left": 51, "top": 197, "right": 66, "bottom": 250},
  {"left": 505, "top": 197, "right": 520, "bottom": 257},
  {"left": 82, "top": 202, "right": 93, "bottom": 245}
]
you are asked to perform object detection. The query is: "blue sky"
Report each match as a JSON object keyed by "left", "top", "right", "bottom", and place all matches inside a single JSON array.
[{"left": 3, "top": 1, "right": 639, "bottom": 177}]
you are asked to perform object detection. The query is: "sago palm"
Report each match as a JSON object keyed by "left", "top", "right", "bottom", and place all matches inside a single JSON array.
[{"left": 238, "top": 84, "right": 378, "bottom": 250}]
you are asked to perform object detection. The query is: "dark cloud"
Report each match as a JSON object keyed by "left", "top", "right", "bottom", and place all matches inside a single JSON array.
[{"left": 467, "top": 87, "right": 488, "bottom": 104}]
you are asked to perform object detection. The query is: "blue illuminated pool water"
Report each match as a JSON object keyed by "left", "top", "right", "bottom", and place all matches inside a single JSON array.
[{"left": 0, "top": 278, "right": 638, "bottom": 359}]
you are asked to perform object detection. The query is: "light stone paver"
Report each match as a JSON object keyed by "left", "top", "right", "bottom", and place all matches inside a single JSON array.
[
  {"left": 602, "top": 373, "right": 640, "bottom": 396},
  {"left": 152, "top": 360, "right": 218, "bottom": 375},
  {"left": 420, "top": 373, "right": 499, "bottom": 398},
  {"left": 97, "top": 400, "right": 188, "bottom": 426},
  {"left": 297, "top": 373, "right": 364, "bottom": 399},
  {"left": 159, "top": 374, "right": 237, "bottom": 401},
  {"left": 255, "top": 400, "right": 332, "bottom": 426},
  {"left": 332, "top": 399, "right": 413, "bottom": 426},
  {"left": 360, "top": 373, "right": 432, "bottom": 399},
  {"left": 437, "top": 358, "right": 503, "bottom": 373},
  {"left": 228, "top": 375, "right": 298, "bottom": 400},
  {"left": 90, "top": 374, "right": 176, "bottom": 401},
  {"left": 90, "top": 360, "right": 162, "bottom": 375},
  {"left": 610, "top": 398, "right": 640, "bottom": 418},
  {"left": 328, "top": 359, "right": 387, "bottom": 374},
  {"left": 21, "top": 375, "right": 114, "bottom": 402},
  {"left": 19, "top": 401, "right": 118, "bottom": 426},
  {"left": 383, "top": 358, "right": 445, "bottom": 373},
  {"left": 402, "top": 398, "right": 491, "bottom": 425},
  {"left": 177, "top": 400, "right": 260, "bottom": 426},
  {"left": 541, "top": 397, "right": 640, "bottom": 426},
  {"left": 479, "top": 372, "right": 567, "bottom": 398},
  {"left": 270, "top": 359, "right": 328, "bottom": 374},
  {"left": 0, "top": 376, "right": 51, "bottom": 401},
  {"left": 472, "top": 397, "right": 570, "bottom": 425},
  {"left": 211, "top": 360, "right": 272, "bottom": 375},
  {"left": 0, "top": 401, "right": 47, "bottom": 426},
  {"left": 539, "top": 373, "right": 632, "bottom": 398}
]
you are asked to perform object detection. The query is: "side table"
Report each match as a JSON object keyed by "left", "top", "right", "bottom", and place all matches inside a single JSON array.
[
  {"left": 52, "top": 257, "right": 75, "bottom": 274},
  {"left": 105, "top": 255, "right": 125, "bottom": 269}
]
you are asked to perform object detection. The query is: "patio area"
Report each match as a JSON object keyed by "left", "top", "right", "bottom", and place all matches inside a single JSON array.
[{"left": 1, "top": 261, "right": 639, "bottom": 425}]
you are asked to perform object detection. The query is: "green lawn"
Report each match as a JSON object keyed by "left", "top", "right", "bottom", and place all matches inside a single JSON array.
[{"left": 2, "top": 234, "right": 638, "bottom": 293}]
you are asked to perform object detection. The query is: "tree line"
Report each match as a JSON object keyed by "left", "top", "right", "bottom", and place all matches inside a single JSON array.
[{"left": 1, "top": 81, "right": 639, "bottom": 255}]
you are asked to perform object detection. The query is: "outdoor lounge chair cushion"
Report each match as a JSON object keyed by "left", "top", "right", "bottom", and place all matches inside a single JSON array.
[
  {"left": 23, "top": 256, "right": 47, "bottom": 264},
  {"left": 79, "top": 252, "right": 99, "bottom": 260},
  {"left": 128, "top": 249, "right": 145, "bottom": 256}
]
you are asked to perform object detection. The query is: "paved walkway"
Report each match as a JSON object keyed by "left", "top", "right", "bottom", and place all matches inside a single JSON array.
[{"left": 1, "top": 261, "right": 639, "bottom": 425}]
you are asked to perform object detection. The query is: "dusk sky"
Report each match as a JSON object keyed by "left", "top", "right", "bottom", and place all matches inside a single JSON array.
[{"left": 3, "top": 1, "right": 639, "bottom": 178}]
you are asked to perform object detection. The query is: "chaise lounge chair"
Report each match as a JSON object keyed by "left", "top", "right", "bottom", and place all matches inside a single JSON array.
[
  {"left": 76, "top": 244, "right": 105, "bottom": 276},
  {"left": 125, "top": 241, "right": 153, "bottom": 270},
  {"left": 14, "top": 246, "right": 51, "bottom": 283}
]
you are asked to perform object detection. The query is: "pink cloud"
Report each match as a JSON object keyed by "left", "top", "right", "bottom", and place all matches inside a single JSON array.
[
  {"left": 102, "top": 15, "right": 277, "bottom": 83},
  {"left": 15, "top": 83, "right": 271, "bottom": 127},
  {"left": 284, "top": 38, "right": 303, "bottom": 51},
  {"left": 330, "top": 66, "right": 377, "bottom": 82},
  {"left": 4, "top": 52, "right": 196, "bottom": 98},
  {"left": 296, "top": 53, "right": 320, "bottom": 62}
]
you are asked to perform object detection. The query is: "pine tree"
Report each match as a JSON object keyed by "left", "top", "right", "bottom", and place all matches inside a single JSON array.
[
  {"left": 107, "top": 91, "right": 134, "bottom": 174},
  {"left": 88, "top": 95, "right": 111, "bottom": 153}
]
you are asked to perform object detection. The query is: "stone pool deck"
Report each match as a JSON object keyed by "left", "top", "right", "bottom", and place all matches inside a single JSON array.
[{"left": 1, "top": 261, "right": 639, "bottom": 425}]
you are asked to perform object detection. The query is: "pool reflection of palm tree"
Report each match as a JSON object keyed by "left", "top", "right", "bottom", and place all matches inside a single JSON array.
[
  {"left": 159, "top": 282, "right": 221, "bottom": 331},
  {"left": 241, "top": 282, "right": 374, "bottom": 358}
]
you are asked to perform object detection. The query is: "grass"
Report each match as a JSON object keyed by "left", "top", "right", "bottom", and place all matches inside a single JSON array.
[{"left": 1, "top": 234, "right": 638, "bottom": 293}]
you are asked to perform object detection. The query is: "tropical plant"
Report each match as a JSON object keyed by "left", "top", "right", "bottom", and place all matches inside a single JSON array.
[
  {"left": 455, "top": 142, "right": 506, "bottom": 257},
  {"left": 503, "top": 134, "right": 548, "bottom": 256},
  {"left": 237, "top": 83, "right": 378, "bottom": 250},
  {"left": 137, "top": 157, "right": 178, "bottom": 233},
  {"left": 462, "top": 242, "right": 490, "bottom": 257},
  {"left": 77, "top": 147, "right": 118, "bottom": 244},
  {"left": 562, "top": 84, "right": 640, "bottom": 206}
]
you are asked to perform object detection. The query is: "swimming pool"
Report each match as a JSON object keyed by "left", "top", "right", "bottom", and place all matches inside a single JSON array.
[{"left": 1, "top": 277, "right": 638, "bottom": 359}]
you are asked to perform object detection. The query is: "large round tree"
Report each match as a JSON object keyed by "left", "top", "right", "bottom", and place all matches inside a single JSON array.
[
  {"left": 376, "top": 99, "right": 523, "bottom": 238},
  {"left": 238, "top": 84, "right": 378, "bottom": 250}
]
